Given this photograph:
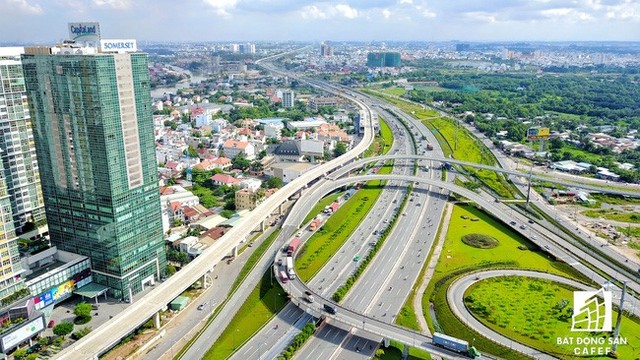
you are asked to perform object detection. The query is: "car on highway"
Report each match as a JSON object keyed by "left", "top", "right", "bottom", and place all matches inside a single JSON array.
[
  {"left": 277, "top": 258, "right": 283, "bottom": 266},
  {"left": 528, "top": 219, "right": 534, "bottom": 224},
  {"left": 324, "top": 304, "right": 337, "bottom": 314},
  {"left": 510, "top": 221, "right": 516, "bottom": 225},
  {"left": 353, "top": 255, "right": 361, "bottom": 262},
  {"left": 197, "top": 302, "right": 208, "bottom": 310},
  {"left": 520, "top": 225, "right": 527, "bottom": 230},
  {"left": 304, "top": 290, "right": 315, "bottom": 303}
]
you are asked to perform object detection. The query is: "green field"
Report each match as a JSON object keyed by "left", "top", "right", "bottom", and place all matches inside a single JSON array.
[
  {"left": 466, "top": 276, "right": 640, "bottom": 359},
  {"left": 361, "top": 89, "right": 440, "bottom": 119},
  {"left": 229, "top": 229, "right": 281, "bottom": 295},
  {"left": 423, "top": 204, "right": 588, "bottom": 360},
  {"left": 364, "top": 116, "right": 394, "bottom": 157},
  {"left": 203, "top": 271, "right": 287, "bottom": 360},
  {"left": 295, "top": 165, "right": 392, "bottom": 281},
  {"left": 380, "top": 87, "right": 406, "bottom": 97},
  {"left": 426, "top": 117, "right": 514, "bottom": 198},
  {"left": 379, "top": 340, "right": 432, "bottom": 360},
  {"left": 583, "top": 208, "right": 640, "bottom": 224},
  {"left": 590, "top": 193, "right": 640, "bottom": 206}
]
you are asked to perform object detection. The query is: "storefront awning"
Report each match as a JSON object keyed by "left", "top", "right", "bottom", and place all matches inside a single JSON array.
[{"left": 73, "top": 282, "right": 109, "bottom": 299}]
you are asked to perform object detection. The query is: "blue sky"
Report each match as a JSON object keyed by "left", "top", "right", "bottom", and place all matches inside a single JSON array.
[{"left": 1, "top": 0, "right": 639, "bottom": 43}]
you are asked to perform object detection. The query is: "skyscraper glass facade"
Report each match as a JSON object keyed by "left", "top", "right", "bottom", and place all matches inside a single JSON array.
[{"left": 21, "top": 50, "right": 166, "bottom": 300}]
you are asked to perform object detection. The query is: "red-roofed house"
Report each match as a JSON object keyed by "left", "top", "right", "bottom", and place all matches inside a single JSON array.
[
  {"left": 165, "top": 161, "right": 184, "bottom": 172},
  {"left": 169, "top": 201, "right": 184, "bottom": 222},
  {"left": 211, "top": 173, "right": 240, "bottom": 186},
  {"left": 211, "top": 157, "right": 232, "bottom": 170},
  {"left": 182, "top": 206, "right": 201, "bottom": 223},
  {"left": 223, "top": 139, "right": 255, "bottom": 160},
  {"left": 193, "top": 160, "right": 216, "bottom": 171}
]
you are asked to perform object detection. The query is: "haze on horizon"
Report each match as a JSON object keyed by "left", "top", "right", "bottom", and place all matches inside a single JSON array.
[{"left": 1, "top": 0, "right": 639, "bottom": 44}]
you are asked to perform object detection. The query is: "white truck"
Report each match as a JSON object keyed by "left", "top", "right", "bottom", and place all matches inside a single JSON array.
[{"left": 286, "top": 256, "right": 296, "bottom": 280}]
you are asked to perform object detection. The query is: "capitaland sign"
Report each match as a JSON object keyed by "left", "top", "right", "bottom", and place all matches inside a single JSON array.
[
  {"left": 555, "top": 287, "right": 629, "bottom": 356},
  {"left": 100, "top": 39, "right": 137, "bottom": 53},
  {"left": 68, "top": 22, "right": 101, "bottom": 42}
]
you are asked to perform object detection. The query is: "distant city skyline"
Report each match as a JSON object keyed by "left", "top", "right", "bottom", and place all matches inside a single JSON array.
[{"left": 0, "top": 0, "right": 639, "bottom": 43}]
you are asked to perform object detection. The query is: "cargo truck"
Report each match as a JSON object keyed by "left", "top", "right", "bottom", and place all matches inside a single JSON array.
[
  {"left": 286, "top": 256, "right": 296, "bottom": 280},
  {"left": 287, "top": 238, "right": 301, "bottom": 256},
  {"left": 426, "top": 143, "right": 434, "bottom": 150},
  {"left": 432, "top": 332, "right": 481, "bottom": 358}
]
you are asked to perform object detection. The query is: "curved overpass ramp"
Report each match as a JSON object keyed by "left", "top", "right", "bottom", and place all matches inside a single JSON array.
[{"left": 279, "top": 174, "right": 640, "bottom": 359}]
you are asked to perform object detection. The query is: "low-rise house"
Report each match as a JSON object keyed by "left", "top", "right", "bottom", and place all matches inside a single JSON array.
[
  {"left": 223, "top": 139, "right": 256, "bottom": 160},
  {"left": 211, "top": 173, "right": 241, "bottom": 187}
]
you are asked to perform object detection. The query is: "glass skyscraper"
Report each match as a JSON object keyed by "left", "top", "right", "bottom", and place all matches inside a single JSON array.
[
  {"left": 0, "top": 48, "right": 45, "bottom": 233},
  {"left": 21, "top": 46, "right": 166, "bottom": 300}
]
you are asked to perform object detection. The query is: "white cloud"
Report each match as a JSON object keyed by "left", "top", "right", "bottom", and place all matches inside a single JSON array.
[
  {"left": 464, "top": 11, "right": 497, "bottom": 23},
  {"left": 399, "top": 0, "right": 413, "bottom": 4},
  {"left": 382, "top": 8, "right": 392, "bottom": 19},
  {"left": 422, "top": 9, "right": 436, "bottom": 18},
  {"left": 203, "top": 0, "right": 238, "bottom": 17},
  {"left": 92, "top": 0, "right": 131, "bottom": 9},
  {"left": 334, "top": 4, "right": 359, "bottom": 19},
  {"left": 540, "top": 7, "right": 594, "bottom": 21},
  {"left": 4, "top": 0, "right": 43, "bottom": 14},
  {"left": 300, "top": 5, "right": 327, "bottom": 19}
]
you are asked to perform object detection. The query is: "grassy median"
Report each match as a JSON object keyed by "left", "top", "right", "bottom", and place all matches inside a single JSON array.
[{"left": 203, "top": 270, "right": 287, "bottom": 360}]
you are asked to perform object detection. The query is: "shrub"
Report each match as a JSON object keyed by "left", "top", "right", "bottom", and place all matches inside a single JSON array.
[
  {"left": 461, "top": 233, "right": 499, "bottom": 249},
  {"left": 53, "top": 322, "right": 73, "bottom": 337},
  {"left": 72, "top": 326, "right": 92, "bottom": 340}
]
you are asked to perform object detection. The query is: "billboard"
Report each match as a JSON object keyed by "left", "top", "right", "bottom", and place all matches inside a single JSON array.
[
  {"left": 1, "top": 316, "right": 45, "bottom": 351},
  {"left": 100, "top": 39, "right": 137, "bottom": 53},
  {"left": 527, "top": 127, "right": 550, "bottom": 140},
  {"left": 68, "top": 22, "right": 101, "bottom": 44}
]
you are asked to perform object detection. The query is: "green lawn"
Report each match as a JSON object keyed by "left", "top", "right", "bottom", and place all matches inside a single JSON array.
[
  {"left": 583, "top": 208, "right": 640, "bottom": 224},
  {"left": 380, "top": 87, "right": 407, "bottom": 97},
  {"left": 203, "top": 271, "right": 288, "bottom": 360},
  {"left": 590, "top": 193, "right": 640, "bottom": 206},
  {"left": 423, "top": 204, "right": 589, "bottom": 360},
  {"left": 296, "top": 165, "right": 392, "bottom": 282},
  {"left": 229, "top": 229, "right": 281, "bottom": 295},
  {"left": 302, "top": 192, "right": 344, "bottom": 225},
  {"left": 364, "top": 117, "right": 394, "bottom": 157},
  {"left": 379, "top": 340, "right": 432, "bottom": 360},
  {"left": 466, "top": 276, "right": 640, "bottom": 359},
  {"left": 425, "top": 117, "right": 514, "bottom": 198}
]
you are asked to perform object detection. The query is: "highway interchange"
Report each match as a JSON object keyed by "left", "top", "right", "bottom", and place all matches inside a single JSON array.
[{"left": 56, "top": 52, "right": 640, "bottom": 360}]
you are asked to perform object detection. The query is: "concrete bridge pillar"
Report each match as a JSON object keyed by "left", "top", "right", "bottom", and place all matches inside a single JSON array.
[
  {"left": 232, "top": 246, "right": 238, "bottom": 257},
  {"left": 279, "top": 203, "right": 285, "bottom": 215},
  {"left": 261, "top": 220, "right": 266, "bottom": 232},
  {"left": 153, "top": 311, "right": 161, "bottom": 329}
]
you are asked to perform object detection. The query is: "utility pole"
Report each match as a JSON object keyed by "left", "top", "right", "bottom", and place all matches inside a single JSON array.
[
  {"left": 610, "top": 281, "right": 627, "bottom": 356},
  {"left": 526, "top": 160, "right": 534, "bottom": 209}
]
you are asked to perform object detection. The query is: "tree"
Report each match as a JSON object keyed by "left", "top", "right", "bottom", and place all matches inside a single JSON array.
[
  {"left": 74, "top": 302, "right": 92, "bottom": 318},
  {"left": 220, "top": 209, "right": 235, "bottom": 218},
  {"left": 185, "top": 145, "right": 199, "bottom": 158},
  {"left": 333, "top": 142, "right": 347, "bottom": 157},
  {"left": 72, "top": 326, "right": 92, "bottom": 340},
  {"left": 13, "top": 349, "right": 27, "bottom": 360},
  {"left": 232, "top": 155, "right": 251, "bottom": 170},
  {"left": 166, "top": 264, "right": 177, "bottom": 276},
  {"left": 264, "top": 176, "right": 284, "bottom": 189},
  {"left": 53, "top": 322, "right": 74, "bottom": 337}
]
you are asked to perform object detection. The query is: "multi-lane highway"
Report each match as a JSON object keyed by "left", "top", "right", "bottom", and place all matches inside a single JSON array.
[
  {"left": 279, "top": 173, "right": 640, "bottom": 359},
  {"left": 55, "top": 75, "right": 377, "bottom": 359}
]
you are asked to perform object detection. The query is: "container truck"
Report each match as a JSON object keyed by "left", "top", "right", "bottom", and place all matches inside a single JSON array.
[
  {"left": 287, "top": 238, "right": 301, "bottom": 256},
  {"left": 432, "top": 332, "right": 481, "bottom": 358},
  {"left": 286, "top": 256, "right": 296, "bottom": 280}
]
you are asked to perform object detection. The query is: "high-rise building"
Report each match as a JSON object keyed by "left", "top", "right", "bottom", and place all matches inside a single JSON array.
[
  {"left": 281, "top": 89, "right": 295, "bottom": 108},
  {"left": 0, "top": 170, "right": 25, "bottom": 302},
  {"left": 21, "top": 37, "right": 166, "bottom": 300},
  {"left": 320, "top": 42, "right": 333, "bottom": 57},
  {"left": 239, "top": 43, "right": 255, "bottom": 54},
  {"left": 0, "top": 47, "right": 45, "bottom": 232},
  {"left": 366, "top": 52, "right": 401, "bottom": 67}
]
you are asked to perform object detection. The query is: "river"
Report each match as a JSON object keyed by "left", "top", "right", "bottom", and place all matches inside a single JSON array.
[{"left": 150, "top": 65, "right": 207, "bottom": 99}]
